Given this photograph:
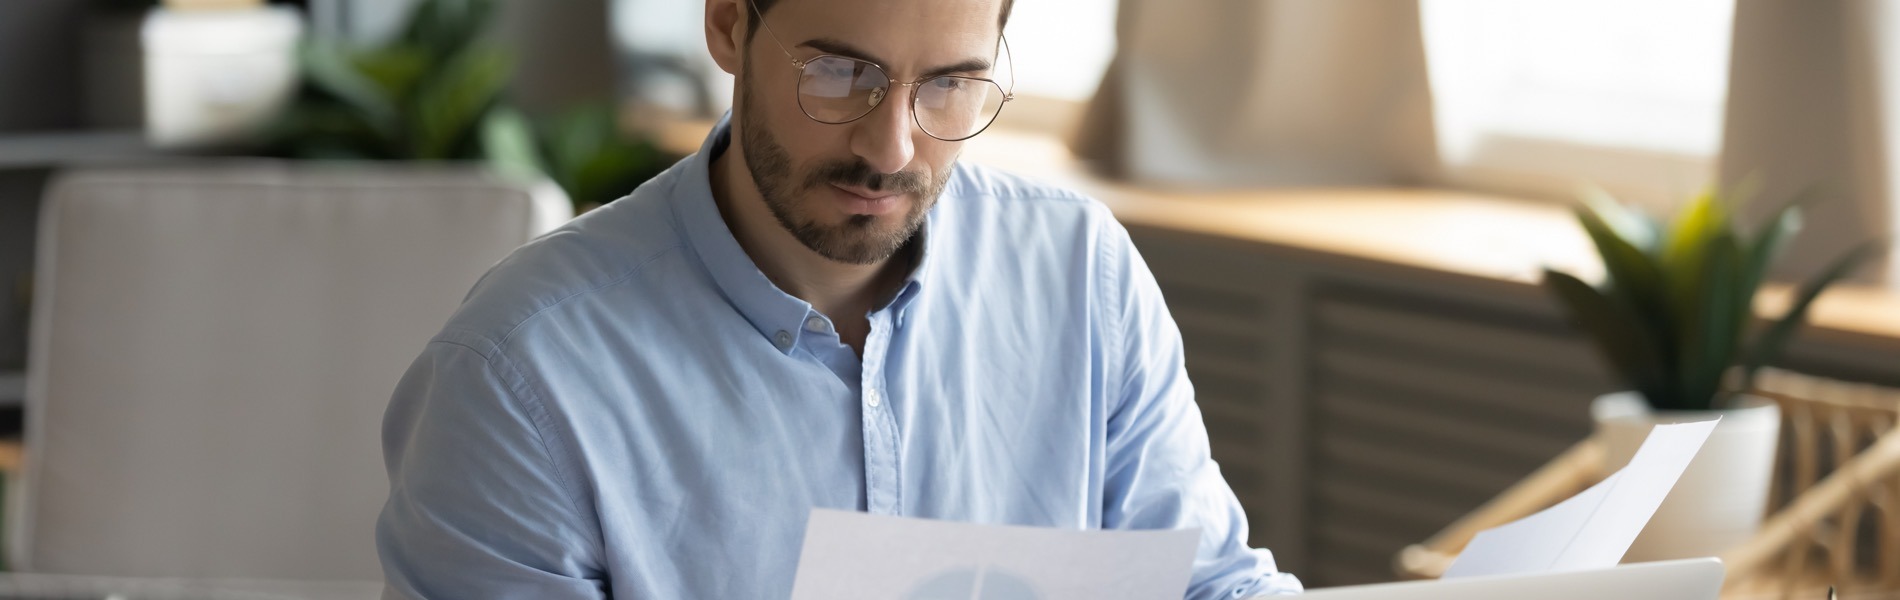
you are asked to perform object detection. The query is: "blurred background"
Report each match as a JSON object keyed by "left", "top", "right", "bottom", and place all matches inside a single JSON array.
[{"left": 0, "top": 0, "right": 1899, "bottom": 598}]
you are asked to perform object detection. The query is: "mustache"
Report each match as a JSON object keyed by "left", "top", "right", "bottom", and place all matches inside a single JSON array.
[{"left": 802, "top": 160, "right": 931, "bottom": 196}]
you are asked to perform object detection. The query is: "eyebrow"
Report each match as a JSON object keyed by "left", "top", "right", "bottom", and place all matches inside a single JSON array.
[{"left": 797, "top": 37, "right": 993, "bottom": 79}]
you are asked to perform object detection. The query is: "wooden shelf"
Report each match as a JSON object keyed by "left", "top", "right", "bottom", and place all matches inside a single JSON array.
[
  {"left": 0, "top": 130, "right": 167, "bottom": 170},
  {"left": 956, "top": 128, "right": 1900, "bottom": 351}
]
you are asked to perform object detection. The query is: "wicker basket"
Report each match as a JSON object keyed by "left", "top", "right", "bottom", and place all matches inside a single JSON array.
[{"left": 1393, "top": 369, "right": 1900, "bottom": 599}]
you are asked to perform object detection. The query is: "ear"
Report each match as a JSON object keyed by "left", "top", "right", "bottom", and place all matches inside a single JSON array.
[{"left": 705, "top": 0, "right": 746, "bottom": 76}]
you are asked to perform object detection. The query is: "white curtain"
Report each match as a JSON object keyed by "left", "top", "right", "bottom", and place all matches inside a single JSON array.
[
  {"left": 1080, "top": 0, "right": 1897, "bottom": 283},
  {"left": 1075, "top": 0, "right": 1437, "bottom": 188},
  {"left": 1718, "top": 0, "right": 1894, "bottom": 283}
]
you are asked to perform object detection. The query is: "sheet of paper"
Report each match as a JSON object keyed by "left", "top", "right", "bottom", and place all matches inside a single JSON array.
[
  {"left": 1443, "top": 419, "right": 1719, "bottom": 578},
  {"left": 789, "top": 509, "right": 1201, "bottom": 600}
]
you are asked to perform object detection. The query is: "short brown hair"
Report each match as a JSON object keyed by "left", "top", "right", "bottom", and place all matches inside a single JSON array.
[{"left": 744, "top": 0, "right": 1016, "bottom": 43}]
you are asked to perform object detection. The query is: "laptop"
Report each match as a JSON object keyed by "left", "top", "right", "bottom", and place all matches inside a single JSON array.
[{"left": 1297, "top": 558, "right": 1724, "bottom": 600}]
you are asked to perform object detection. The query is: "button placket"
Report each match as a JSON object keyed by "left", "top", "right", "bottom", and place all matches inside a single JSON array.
[{"left": 859, "top": 312, "right": 903, "bottom": 514}]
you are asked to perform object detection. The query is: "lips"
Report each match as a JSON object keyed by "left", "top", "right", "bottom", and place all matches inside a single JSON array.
[{"left": 828, "top": 183, "right": 903, "bottom": 216}]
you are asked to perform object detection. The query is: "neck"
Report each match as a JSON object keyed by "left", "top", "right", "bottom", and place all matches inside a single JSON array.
[{"left": 709, "top": 141, "right": 912, "bottom": 329}]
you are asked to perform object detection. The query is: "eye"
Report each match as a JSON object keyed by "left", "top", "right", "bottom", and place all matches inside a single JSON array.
[{"left": 930, "top": 78, "right": 965, "bottom": 91}]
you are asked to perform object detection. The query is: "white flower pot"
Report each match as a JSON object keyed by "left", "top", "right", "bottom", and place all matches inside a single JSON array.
[
  {"left": 1591, "top": 391, "right": 1781, "bottom": 562},
  {"left": 142, "top": 4, "right": 303, "bottom": 149}
]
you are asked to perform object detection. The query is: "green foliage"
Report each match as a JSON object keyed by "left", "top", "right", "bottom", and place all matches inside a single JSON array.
[
  {"left": 481, "top": 104, "right": 669, "bottom": 209},
  {"left": 536, "top": 105, "right": 671, "bottom": 210},
  {"left": 1542, "top": 187, "right": 1881, "bottom": 411},
  {"left": 266, "top": 0, "right": 504, "bottom": 160},
  {"left": 264, "top": 0, "right": 670, "bottom": 211}
]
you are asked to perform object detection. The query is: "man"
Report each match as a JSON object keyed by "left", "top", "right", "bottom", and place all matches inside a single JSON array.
[{"left": 375, "top": 0, "right": 1303, "bottom": 597}]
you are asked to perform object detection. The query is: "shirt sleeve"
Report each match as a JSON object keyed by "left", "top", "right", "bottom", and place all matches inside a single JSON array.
[
  {"left": 377, "top": 338, "right": 607, "bottom": 599},
  {"left": 1096, "top": 215, "right": 1305, "bottom": 599}
]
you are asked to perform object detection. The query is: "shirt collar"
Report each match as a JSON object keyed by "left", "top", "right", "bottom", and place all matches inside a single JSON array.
[
  {"left": 670, "top": 113, "right": 936, "bottom": 353},
  {"left": 888, "top": 223, "right": 931, "bottom": 327}
]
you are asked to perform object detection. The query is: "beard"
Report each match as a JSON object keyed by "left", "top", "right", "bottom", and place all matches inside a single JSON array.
[{"left": 737, "top": 65, "right": 948, "bottom": 265}]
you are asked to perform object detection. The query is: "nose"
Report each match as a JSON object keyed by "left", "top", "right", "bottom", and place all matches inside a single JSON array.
[{"left": 848, "top": 83, "right": 918, "bottom": 175}]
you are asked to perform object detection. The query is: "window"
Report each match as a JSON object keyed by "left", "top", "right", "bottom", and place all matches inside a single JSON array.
[
  {"left": 1002, "top": 0, "right": 1117, "bottom": 103},
  {"left": 1420, "top": 0, "right": 1737, "bottom": 209}
]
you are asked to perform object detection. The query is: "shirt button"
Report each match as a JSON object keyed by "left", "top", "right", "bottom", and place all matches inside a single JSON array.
[
  {"left": 773, "top": 330, "right": 793, "bottom": 349},
  {"left": 804, "top": 316, "right": 827, "bottom": 332},
  {"left": 866, "top": 388, "right": 883, "bottom": 408}
]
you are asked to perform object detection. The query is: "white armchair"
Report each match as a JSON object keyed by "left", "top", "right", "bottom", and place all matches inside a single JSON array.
[{"left": 12, "top": 162, "right": 571, "bottom": 581}]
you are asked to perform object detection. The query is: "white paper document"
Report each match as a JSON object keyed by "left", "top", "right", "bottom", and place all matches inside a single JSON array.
[
  {"left": 1442, "top": 419, "right": 1720, "bottom": 578},
  {"left": 789, "top": 509, "right": 1201, "bottom": 600}
]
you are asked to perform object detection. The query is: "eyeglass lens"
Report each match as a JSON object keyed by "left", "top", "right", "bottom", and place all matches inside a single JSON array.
[{"left": 796, "top": 55, "right": 1007, "bottom": 141}]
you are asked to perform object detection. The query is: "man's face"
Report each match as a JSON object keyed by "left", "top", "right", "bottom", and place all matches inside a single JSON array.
[{"left": 735, "top": 0, "right": 1005, "bottom": 265}]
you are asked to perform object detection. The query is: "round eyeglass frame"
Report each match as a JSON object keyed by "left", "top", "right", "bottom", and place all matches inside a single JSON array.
[{"left": 746, "top": 0, "right": 1016, "bottom": 142}]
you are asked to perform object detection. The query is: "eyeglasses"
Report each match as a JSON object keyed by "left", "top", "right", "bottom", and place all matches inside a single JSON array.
[{"left": 746, "top": 1, "right": 1015, "bottom": 142}]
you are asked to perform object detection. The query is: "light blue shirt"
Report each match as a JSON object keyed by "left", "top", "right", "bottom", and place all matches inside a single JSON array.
[{"left": 376, "top": 116, "right": 1302, "bottom": 599}]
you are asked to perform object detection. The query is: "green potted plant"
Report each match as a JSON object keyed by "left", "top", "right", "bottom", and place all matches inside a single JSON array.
[
  {"left": 263, "top": 0, "right": 671, "bottom": 213},
  {"left": 1541, "top": 186, "right": 1879, "bottom": 561},
  {"left": 265, "top": 0, "right": 514, "bottom": 162}
]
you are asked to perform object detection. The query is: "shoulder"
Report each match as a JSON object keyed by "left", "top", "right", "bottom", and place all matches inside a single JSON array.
[
  {"left": 431, "top": 166, "right": 695, "bottom": 357},
  {"left": 938, "top": 161, "right": 1124, "bottom": 243},
  {"left": 943, "top": 161, "right": 1103, "bottom": 211},
  {"left": 928, "top": 162, "right": 1143, "bottom": 326}
]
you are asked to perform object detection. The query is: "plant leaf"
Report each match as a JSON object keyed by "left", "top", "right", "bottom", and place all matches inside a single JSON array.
[
  {"left": 1543, "top": 269, "right": 1670, "bottom": 405},
  {"left": 299, "top": 42, "right": 400, "bottom": 139},
  {"left": 546, "top": 106, "right": 612, "bottom": 186},
  {"left": 1661, "top": 191, "right": 1728, "bottom": 342},
  {"left": 1742, "top": 240, "right": 1885, "bottom": 387},
  {"left": 1576, "top": 202, "right": 1669, "bottom": 315},
  {"left": 480, "top": 107, "right": 547, "bottom": 180},
  {"left": 400, "top": 0, "right": 498, "bottom": 62},
  {"left": 350, "top": 46, "right": 432, "bottom": 101},
  {"left": 482, "top": 106, "right": 551, "bottom": 180},
  {"left": 409, "top": 43, "right": 514, "bottom": 159},
  {"left": 1575, "top": 202, "right": 1674, "bottom": 388},
  {"left": 1580, "top": 186, "right": 1661, "bottom": 253},
  {"left": 1739, "top": 199, "right": 1804, "bottom": 304},
  {"left": 262, "top": 103, "right": 389, "bottom": 159},
  {"left": 533, "top": 104, "right": 671, "bottom": 208},
  {"left": 1675, "top": 231, "right": 1744, "bottom": 410},
  {"left": 570, "top": 141, "right": 661, "bottom": 207},
  {"left": 1662, "top": 190, "right": 1727, "bottom": 267}
]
